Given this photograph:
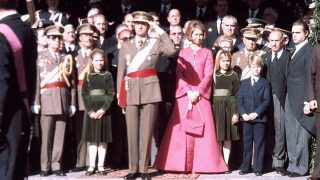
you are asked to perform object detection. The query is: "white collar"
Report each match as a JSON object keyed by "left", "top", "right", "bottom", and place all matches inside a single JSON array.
[
  {"left": 122, "top": 4, "right": 131, "bottom": 10},
  {"left": 197, "top": 6, "right": 207, "bottom": 12},
  {"left": 251, "top": 76, "right": 259, "bottom": 85},
  {"left": 161, "top": 3, "right": 171, "bottom": 10},
  {"left": 292, "top": 39, "right": 308, "bottom": 58},
  {"left": 81, "top": 48, "right": 91, "bottom": 57},
  {"left": 0, "top": 10, "right": 17, "bottom": 20},
  {"left": 272, "top": 48, "right": 283, "bottom": 60}
]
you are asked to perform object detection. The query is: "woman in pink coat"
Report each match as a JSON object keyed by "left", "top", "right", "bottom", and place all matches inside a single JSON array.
[{"left": 154, "top": 20, "right": 228, "bottom": 176}]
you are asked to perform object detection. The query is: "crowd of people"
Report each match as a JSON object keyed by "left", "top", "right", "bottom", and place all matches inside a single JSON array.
[{"left": 1, "top": 0, "right": 320, "bottom": 180}]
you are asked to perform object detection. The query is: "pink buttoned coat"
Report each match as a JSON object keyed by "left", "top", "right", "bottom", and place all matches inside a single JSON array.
[{"left": 154, "top": 47, "right": 227, "bottom": 173}]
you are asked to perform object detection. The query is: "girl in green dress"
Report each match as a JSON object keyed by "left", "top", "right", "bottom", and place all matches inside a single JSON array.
[
  {"left": 82, "top": 48, "right": 115, "bottom": 176},
  {"left": 213, "top": 50, "right": 240, "bottom": 170}
]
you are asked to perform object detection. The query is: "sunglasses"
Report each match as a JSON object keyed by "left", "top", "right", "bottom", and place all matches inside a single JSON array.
[
  {"left": 170, "top": 32, "right": 183, "bottom": 36},
  {"left": 120, "top": 36, "right": 133, "bottom": 41}
]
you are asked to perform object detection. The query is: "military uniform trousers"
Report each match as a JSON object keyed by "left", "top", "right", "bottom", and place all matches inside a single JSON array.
[
  {"left": 40, "top": 114, "right": 67, "bottom": 171},
  {"left": 125, "top": 103, "right": 159, "bottom": 173},
  {"left": 73, "top": 111, "right": 88, "bottom": 168}
]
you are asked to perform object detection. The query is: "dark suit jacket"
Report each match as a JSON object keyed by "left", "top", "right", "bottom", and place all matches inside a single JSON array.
[
  {"left": 287, "top": 42, "right": 315, "bottom": 135},
  {"left": 238, "top": 77, "right": 271, "bottom": 123},
  {"left": 203, "top": 19, "right": 222, "bottom": 49},
  {"left": 262, "top": 50, "right": 289, "bottom": 106},
  {"left": 187, "top": 4, "right": 214, "bottom": 23},
  {"left": 0, "top": 13, "right": 37, "bottom": 179},
  {"left": 38, "top": 10, "right": 69, "bottom": 26},
  {"left": 306, "top": 45, "right": 320, "bottom": 112}
]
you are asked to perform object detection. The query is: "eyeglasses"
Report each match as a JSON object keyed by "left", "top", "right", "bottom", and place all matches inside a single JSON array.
[
  {"left": 120, "top": 36, "right": 133, "bottom": 41},
  {"left": 170, "top": 32, "right": 183, "bottom": 36},
  {"left": 49, "top": 36, "right": 62, "bottom": 40}
]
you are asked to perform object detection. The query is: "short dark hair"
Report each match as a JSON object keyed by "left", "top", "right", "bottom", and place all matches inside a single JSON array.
[
  {"left": 293, "top": 19, "right": 309, "bottom": 32},
  {"left": 0, "top": 0, "right": 18, "bottom": 9}
]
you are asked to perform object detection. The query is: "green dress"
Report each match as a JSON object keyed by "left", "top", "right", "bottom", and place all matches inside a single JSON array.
[
  {"left": 213, "top": 70, "right": 240, "bottom": 141},
  {"left": 81, "top": 71, "right": 115, "bottom": 143}
]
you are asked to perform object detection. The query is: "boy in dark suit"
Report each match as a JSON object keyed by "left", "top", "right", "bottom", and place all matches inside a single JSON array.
[{"left": 238, "top": 55, "right": 271, "bottom": 176}]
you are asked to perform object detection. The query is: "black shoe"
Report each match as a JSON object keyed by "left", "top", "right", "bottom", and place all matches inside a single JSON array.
[
  {"left": 98, "top": 167, "right": 107, "bottom": 176},
  {"left": 141, "top": 173, "right": 151, "bottom": 180},
  {"left": 85, "top": 167, "right": 95, "bottom": 176},
  {"left": 53, "top": 170, "right": 66, "bottom": 176},
  {"left": 239, "top": 169, "right": 251, "bottom": 175},
  {"left": 254, "top": 171, "right": 263, "bottom": 176},
  {"left": 289, "top": 172, "right": 303, "bottom": 177},
  {"left": 307, "top": 177, "right": 320, "bottom": 180},
  {"left": 124, "top": 173, "right": 140, "bottom": 180},
  {"left": 224, "top": 169, "right": 232, "bottom": 174},
  {"left": 69, "top": 166, "right": 86, "bottom": 172},
  {"left": 275, "top": 167, "right": 285, "bottom": 174},
  {"left": 40, "top": 171, "right": 51, "bottom": 177},
  {"left": 281, "top": 170, "right": 290, "bottom": 176},
  {"left": 140, "top": 173, "right": 151, "bottom": 180}
]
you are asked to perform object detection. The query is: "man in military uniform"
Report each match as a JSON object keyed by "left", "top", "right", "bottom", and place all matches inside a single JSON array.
[
  {"left": 32, "top": 25, "right": 76, "bottom": 176},
  {"left": 70, "top": 23, "right": 96, "bottom": 172},
  {"left": 232, "top": 27, "right": 263, "bottom": 80},
  {"left": 117, "top": 11, "right": 175, "bottom": 180}
]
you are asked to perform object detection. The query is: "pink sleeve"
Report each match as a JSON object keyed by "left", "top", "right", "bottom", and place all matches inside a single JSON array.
[
  {"left": 175, "top": 50, "right": 191, "bottom": 98},
  {"left": 193, "top": 50, "right": 213, "bottom": 99}
]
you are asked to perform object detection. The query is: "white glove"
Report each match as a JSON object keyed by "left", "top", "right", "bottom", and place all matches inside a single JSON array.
[
  {"left": 68, "top": 106, "right": 76, "bottom": 117},
  {"left": 31, "top": 105, "right": 41, "bottom": 114}
]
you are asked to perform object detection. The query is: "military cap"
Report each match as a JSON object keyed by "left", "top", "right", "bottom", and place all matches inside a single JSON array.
[
  {"left": 132, "top": 11, "right": 153, "bottom": 23},
  {"left": 116, "top": 24, "right": 130, "bottom": 37},
  {"left": 246, "top": 18, "right": 267, "bottom": 28},
  {"left": 241, "top": 27, "right": 261, "bottom": 39},
  {"left": 44, "top": 25, "right": 64, "bottom": 36},
  {"left": 76, "top": 23, "right": 96, "bottom": 35}
]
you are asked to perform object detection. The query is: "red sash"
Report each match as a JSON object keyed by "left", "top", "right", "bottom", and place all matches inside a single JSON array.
[
  {"left": 41, "top": 81, "right": 68, "bottom": 89},
  {"left": 118, "top": 68, "right": 157, "bottom": 106}
]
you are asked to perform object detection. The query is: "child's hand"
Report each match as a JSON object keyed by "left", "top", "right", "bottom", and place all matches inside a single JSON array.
[
  {"left": 89, "top": 112, "right": 96, "bottom": 119},
  {"left": 231, "top": 114, "right": 239, "bottom": 124},
  {"left": 242, "top": 114, "right": 250, "bottom": 121},
  {"left": 248, "top": 113, "right": 258, "bottom": 120},
  {"left": 96, "top": 109, "right": 105, "bottom": 119}
]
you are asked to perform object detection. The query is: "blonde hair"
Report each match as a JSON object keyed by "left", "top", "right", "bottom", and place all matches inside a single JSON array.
[
  {"left": 213, "top": 50, "right": 232, "bottom": 82},
  {"left": 185, "top": 20, "right": 206, "bottom": 41},
  {"left": 249, "top": 55, "right": 264, "bottom": 67},
  {"left": 213, "top": 35, "right": 233, "bottom": 50}
]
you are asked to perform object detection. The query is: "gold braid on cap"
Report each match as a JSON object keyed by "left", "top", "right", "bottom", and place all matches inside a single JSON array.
[{"left": 59, "top": 54, "right": 73, "bottom": 87}]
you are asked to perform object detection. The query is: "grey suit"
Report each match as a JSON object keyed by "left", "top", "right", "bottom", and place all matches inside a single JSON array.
[
  {"left": 263, "top": 50, "right": 289, "bottom": 169},
  {"left": 285, "top": 42, "right": 315, "bottom": 175},
  {"left": 117, "top": 33, "right": 175, "bottom": 173}
]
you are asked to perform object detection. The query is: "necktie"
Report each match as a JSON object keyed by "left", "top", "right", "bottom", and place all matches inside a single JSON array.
[
  {"left": 273, "top": 52, "right": 278, "bottom": 62},
  {"left": 54, "top": 53, "right": 59, "bottom": 63},
  {"left": 250, "top": 10, "right": 254, "bottom": 18},
  {"left": 162, "top": 6, "right": 167, "bottom": 14},
  {"left": 68, "top": 46, "right": 72, "bottom": 52},
  {"left": 137, "top": 40, "right": 143, "bottom": 48},
  {"left": 198, "top": 8, "right": 203, "bottom": 19},
  {"left": 252, "top": 79, "right": 256, "bottom": 87},
  {"left": 124, "top": 7, "right": 129, "bottom": 14}
]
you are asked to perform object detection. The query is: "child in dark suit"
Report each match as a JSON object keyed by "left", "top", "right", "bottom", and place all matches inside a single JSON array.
[{"left": 238, "top": 55, "right": 271, "bottom": 176}]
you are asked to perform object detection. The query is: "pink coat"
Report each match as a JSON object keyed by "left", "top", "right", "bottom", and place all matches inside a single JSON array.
[{"left": 154, "top": 47, "right": 228, "bottom": 173}]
